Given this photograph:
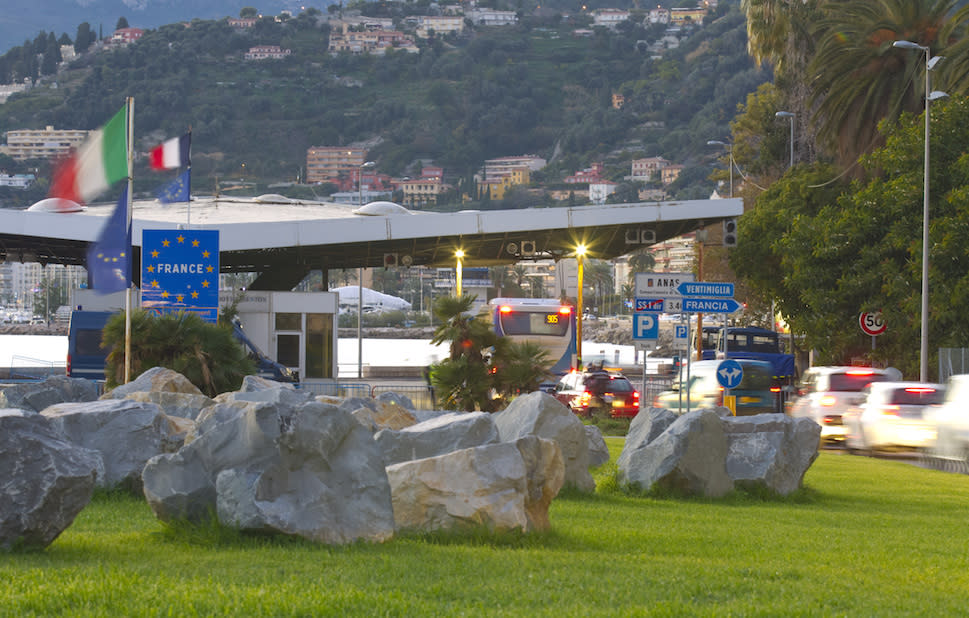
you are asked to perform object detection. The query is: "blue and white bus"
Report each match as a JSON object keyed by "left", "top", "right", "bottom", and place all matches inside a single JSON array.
[{"left": 488, "top": 297, "right": 576, "bottom": 375}]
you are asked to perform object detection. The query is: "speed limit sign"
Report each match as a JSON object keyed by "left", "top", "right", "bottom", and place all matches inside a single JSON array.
[{"left": 859, "top": 311, "right": 886, "bottom": 337}]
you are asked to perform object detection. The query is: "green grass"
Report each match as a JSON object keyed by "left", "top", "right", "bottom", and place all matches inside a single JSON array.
[{"left": 3, "top": 448, "right": 969, "bottom": 616}]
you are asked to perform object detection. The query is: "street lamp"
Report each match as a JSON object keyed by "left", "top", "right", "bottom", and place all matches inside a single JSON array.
[
  {"left": 357, "top": 160, "right": 377, "bottom": 378},
  {"left": 775, "top": 111, "right": 794, "bottom": 168},
  {"left": 893, "top": 40, "right": 948, "bottom": 382},
  {"left": 454, "top": 249, "right": 465, "bottom": 297},
  {"left": 575, "top": 244, "right": 587, "bottom": 369},
  {"left": 706, "top": 140, "right": 733, "bottom": 197}
]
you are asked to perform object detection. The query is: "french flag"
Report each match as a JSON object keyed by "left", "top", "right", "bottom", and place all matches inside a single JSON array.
[{"left": 149, "top": 132, "right": 191, "bottom": 170}]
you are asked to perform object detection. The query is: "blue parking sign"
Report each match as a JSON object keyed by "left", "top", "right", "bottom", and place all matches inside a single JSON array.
[{"left": 633, "top": 313, "right": 658, "bottom": 340}]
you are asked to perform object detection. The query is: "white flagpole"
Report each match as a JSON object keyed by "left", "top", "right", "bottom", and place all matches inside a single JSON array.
[{"left": 124, "top": 96, "right": 134, "bottom": 384}]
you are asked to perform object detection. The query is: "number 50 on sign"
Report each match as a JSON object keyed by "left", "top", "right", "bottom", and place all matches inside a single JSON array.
[{"left": 859, "top": 311, "right": 886, "bottom": 337}]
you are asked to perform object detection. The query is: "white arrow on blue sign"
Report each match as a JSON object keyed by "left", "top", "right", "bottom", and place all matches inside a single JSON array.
[
  {"left": 633, "top": 313, "right": 659, "bottom": 340},
  {"left": 682, "top": 298, "right": 742, "bottom": 314},
  {"left": 677, "top": 281, "right": 735, "bottom": 297},
  {"left": 635, "top": 297, "right": 665, "bottom": 312},
  {"left": 716, "top": 359, "right": 744, "bottom": 389}
]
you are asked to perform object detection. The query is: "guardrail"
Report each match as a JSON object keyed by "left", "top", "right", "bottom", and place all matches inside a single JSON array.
[{"left": 9, "top": 356, "right": 65, "bottom": 380}]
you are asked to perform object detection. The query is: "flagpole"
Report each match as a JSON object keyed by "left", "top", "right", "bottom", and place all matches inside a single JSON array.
[
  {"left": 187, "top": 128, "right": 192, "bottom": 227},
  {"left": 124, "top": 96, "right": 134, "bottom": 384}
]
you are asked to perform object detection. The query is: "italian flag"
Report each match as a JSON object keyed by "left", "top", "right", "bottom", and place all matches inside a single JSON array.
[{"left": 49, "top": 104, "right": 128, "bottom": 207}]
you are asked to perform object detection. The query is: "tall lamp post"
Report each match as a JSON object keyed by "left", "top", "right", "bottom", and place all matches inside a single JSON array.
[
  {"left": 775, "top": 111, "right": 795, "bottom": 168},
  {"left": 357, "top": 160, "right": 376, "bottom": 379},
  {"left": 454, "top": 250, "right": 464, "bottom": 297},
  {"left": 894, "top": 40, "right": 947, "bottom": 382},
  {"left": 706, "top": 140, "right": 733, "bottom": 197},
  {"left": 575, "top": 244, "right": 587, "bottom": 369}
]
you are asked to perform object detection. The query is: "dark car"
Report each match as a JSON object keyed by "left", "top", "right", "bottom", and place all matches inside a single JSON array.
[{"left": 553, "top": 368, "right": 641, "bottom": 418}]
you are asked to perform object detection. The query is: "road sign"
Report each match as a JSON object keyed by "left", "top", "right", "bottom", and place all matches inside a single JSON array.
[
  {"left": 681, "top": 298, "right": 742, "bottom": 314},
  {"left": 632, "top": 313, "right": 658, "bottom": 340},
  {"left": 141, "top": 229, "right": 220, "bottom": 323},
  {"left": 634, "top": 272, "right": 694, "bottom": 298},
  {"left": 635, "top": 297, "right": 665, "bottom": 312},
  {"left": 859, "top": 311, "right": 886, "bottom": 336},
  {"left": 716, "top": 359, "right": 744, "bottom": 389},
  {"left": 673, "top": 324, "right": 689, "bottom": 350},
  {"left": 677, "top": 281, "right": 734, "bottom": 297}
]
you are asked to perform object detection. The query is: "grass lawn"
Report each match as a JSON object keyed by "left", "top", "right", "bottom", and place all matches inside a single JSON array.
[{"left": 3, "top": 443, "right": 968, "bottom": 616}]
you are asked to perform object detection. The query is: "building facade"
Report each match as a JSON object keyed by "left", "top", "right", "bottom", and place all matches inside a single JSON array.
[
  {"left": 305, "top": 147, "right": 368, "bottom": 184},
  {"left": 245, "top": 45, "right": 292, "bottom": 60},
  {"left": 2, "top": 126, "right": 89, "bottom": 161}
]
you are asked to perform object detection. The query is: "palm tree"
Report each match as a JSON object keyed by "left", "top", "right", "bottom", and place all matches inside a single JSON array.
[
  {"left": 808, "top": 0, "right": 969, "bottom": 166},
  {"left": 625, "top": 249, "right": 656, "bottom": 287},
  {"left": 489, "top": 265, "right": 510, "bottom": 297}
]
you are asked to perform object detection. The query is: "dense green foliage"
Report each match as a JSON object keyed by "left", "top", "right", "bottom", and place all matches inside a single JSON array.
[
  {"left": 0, "top": 4, "right": 765, "bottom": 205},
  {"left": 102, "top": 310, "right": 256, "bottom": 395},
  {"left": 429, "top": 294, "right": 549, "bottom": 410}
]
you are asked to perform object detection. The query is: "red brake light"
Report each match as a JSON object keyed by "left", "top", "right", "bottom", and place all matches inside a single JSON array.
[
  {"left": 904, "top": 387, "right": 936, "bottom": 394},
  {"left": 633, "top": 391, "right": 640, "bottom": 401},
  {"left": 820, "top": 395, "right": 837, "bottom": 407},
  {"left": 559, "top": 306, "right": 572, "bottom": 315},
  {"left": 499, "top": 305, "right": 512, "bottom": 313},
  {"left": 770, "top": 386, "right": 781, "bottom": 393},
  {"left": 846, "top": 369, "right": 875, "bottom": 376}
]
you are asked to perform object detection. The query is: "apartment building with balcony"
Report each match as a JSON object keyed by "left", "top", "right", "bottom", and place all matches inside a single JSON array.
[
  {"left": 327, "top": 22, "right": 419, "bottom": 55},
  {"left": 415, "top": 16, "right": 465, "bottom": 38},
  {"left": 2, "top": 126, "right": 89, "bottom": 161},
  {"left": 305, "top": 147, "right": 368, "bottom": 184},
  {"left": 593, "top": 9, "right": 630, "bottom": 28},
  {"left": 245, "top": 45, "right": 292, "bottom": 60}
]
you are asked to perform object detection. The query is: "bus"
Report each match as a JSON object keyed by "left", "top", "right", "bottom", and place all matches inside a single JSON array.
[{"left": 488, "top": 298, "right": 576, "bottom": 375}]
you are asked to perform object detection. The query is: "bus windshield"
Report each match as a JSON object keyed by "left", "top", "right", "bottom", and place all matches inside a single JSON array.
[{"left": 497, "top": 311, "right": 570, "bottom": 337}]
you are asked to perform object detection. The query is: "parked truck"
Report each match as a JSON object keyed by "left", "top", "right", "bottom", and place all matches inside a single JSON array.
[{"left": 67, "top": 310, "right": 297, "bottom": 383}]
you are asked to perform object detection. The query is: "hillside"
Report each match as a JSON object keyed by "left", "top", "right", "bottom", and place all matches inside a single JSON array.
[{"left": 0, "top": 2, "right": 768, "bottom": 207}]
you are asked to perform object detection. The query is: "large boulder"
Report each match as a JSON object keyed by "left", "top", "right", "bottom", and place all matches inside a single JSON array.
[
  {"left": 0, "top": 376, "right": 98, "bottom": 413},
  {"left": 584, "top": 425, "right": 610, "bottom": 468},
  {"left": 617, "top": 409, "right": 733, "bottom": 498},
  {"left": 492, "top": 391, "right": 595, "bottom": 492},
  {"left": 386, "top": 436, "right": 564, "bottom": 533},
  {"left": 374, "top": 411, "right": 500, "bottom": 466},
  {"left": 143, "top": 399, "right": 395, "bottom": 545},
  {"left": 101, "top": 366, "right": 204, "bottom": 399},
  {"left": 346, "top": 398, "right": 417, "bottom": 432},
  {"left": 121, "top": 391, "right": 215, "bottom": 421},
  {"left": 42, "top": 399, "right": 188, "bottom": 491},
  {"left": 0, "top": 413, "right": 101, "bottom": 550},
  {"left": 722, "top": 414, "right": 820, "bottom": 495}
]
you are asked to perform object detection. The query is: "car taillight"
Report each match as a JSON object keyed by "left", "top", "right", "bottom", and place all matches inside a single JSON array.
[
  {"left": 846, "top": 369, "right": 875, "bottom": 376},
  {"left": 66, "top": 353, "right": 72, "bottom": 375},
  {"left": 904, "top": 387, "right": 936, "bottom": 394},
  {"left": 580, "top": 391, "right": 592, "bottom": 405},
  {"left": 633, "top": 391, "right": 640, "bottom": 402},
  {"left": 770, "top": 386, "right": 781, "bottom": 393},
  {"left": 820, "top": 395, "right": 837, "bottom": 407}
]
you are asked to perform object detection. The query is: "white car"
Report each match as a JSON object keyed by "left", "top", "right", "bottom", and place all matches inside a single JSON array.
[
  {"left": 843, "top": 382, "right": 944, "bottom": 452},
  {"left": 788, "top": 366, "right": 897, "bottom": 444},
  {"left": 924, "top": 374, "right": 969, "bottom": 466}
]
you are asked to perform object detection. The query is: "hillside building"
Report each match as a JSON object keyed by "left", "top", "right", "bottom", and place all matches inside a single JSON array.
[
  {"left": 245, "top": 45, "right": 292, "bottom": 60},
  {"left": 306, "top": 147, "right": 368, "bottom": 184},
  {"left": 593, "top": 9, "right": 630, "bottom": 28},
  {"left": 110, "top": 28, "right": 144, "bottom": 46},
  {"left": 565, "top": 162, "right": 604, "bottom": 184},
  {"left": 1, "top": 126, "right": 88, "bottom": 161},
  {"left": 467, "top": 9, "right": 518, "bottom": 26},
  {"left": 630, "top": 156, "right": 670, "bottom": 181},
  {"left": 327, "top": 22, "right": 418, "bottom": 55},
  {"left": 415, "top": 16, "right": 465, "bottom": 38},
  {"left": 670, "top": 8, "right": 708, "bottom": 25}
]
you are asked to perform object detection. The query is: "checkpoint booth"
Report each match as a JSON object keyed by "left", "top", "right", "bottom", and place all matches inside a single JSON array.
[{"left": 221, "top": 291, "right": 339, "bottom": 382}]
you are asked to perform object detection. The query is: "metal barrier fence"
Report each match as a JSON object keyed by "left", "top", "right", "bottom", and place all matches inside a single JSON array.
[
  {"left": 371, "top": 383, "right": 436, "bottom": 410},
  {"left": 297, "top": 381, "right": 436, "bottom": 410},
  {"left": 297, "top": 382, "right": 373, "bottom": 400},
  {"left": 10, "top": 356, "right": 65, "bottom": 380},
  {"left": 939, "top": 348, "right": 969, "bottom": 382}
]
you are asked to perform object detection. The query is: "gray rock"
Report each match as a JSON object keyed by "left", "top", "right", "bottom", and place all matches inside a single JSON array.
[
  {"left": 101, "top": 366, "right": 205, "bottom": 399},
  {"left": 143, "top": 399, "right": 395, "bottom": 545},
  {"left": 376, "top": 391, "right": 415, "bottom": 411},
  {"left": 617, "top": 409, "right": 733, "bottom": 497},
  {"left": 237, "top": 375, "right": 298, "bottom": 392},
  {"left": 213, "top": 385, "right": 315, "bottom": 408},
  {"left": 121, "top": 391, "right": 215, "bottom": 421},
  {"left": 374, "top": 411, "right": 500, "bottom": 466},
  {"left": 0, "top": 414, "right": 100, "bottom": 550},
  {"left": 584, "top": 425, "right": 610, "bottom": 468},
  {"left": 0, "top": 376, "right": 98, "bottom": 413},
  {"left": 722, "top": 414, "right": 820, "bottom": 495},
  {"left": 386, "top": 436, "right": 564, "bottom": 534},
  {"left": 42, "top": 399, "right": 188, "bottom": 491},
  {"left": 493, "top": 391, "right": 595, "bottom": 492}
]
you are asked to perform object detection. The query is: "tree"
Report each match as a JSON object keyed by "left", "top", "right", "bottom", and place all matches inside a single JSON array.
[
  {"left": 429, "top": 294, "right": 500, "bottom": 411},
  {"left": 807, "top": 0, "right": 969, "bottom": 167},
  {"left": 625, "top": 249, "right": 655, "bottom": 286},
  {"left": 102, "top": 310, "right": 256, "bottom": 396},
  {"left": 116, "top": 17, "right": 130, "bottom": 30},
  {"left": 240, "top": 7, "right": 259, "bottom": 18},
  {"left": 75, "top": 23, "right": 95, "bottom": 53}
]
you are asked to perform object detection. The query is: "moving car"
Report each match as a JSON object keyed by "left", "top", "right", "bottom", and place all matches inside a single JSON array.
[
  {"left": 552, "top": 367, "right": 640, "bottom": 418},
  {"left": 843, "top": 382, "right": 944, "bottom": 452},
  {"left": 923, "top": 374, "right": 969, "bottom": 466},
  {"left": 788, "top": 366, "right": 896, "bottom": 444},
  {"left": 653, "top": 359, "right": 777, "bottom": 415}
]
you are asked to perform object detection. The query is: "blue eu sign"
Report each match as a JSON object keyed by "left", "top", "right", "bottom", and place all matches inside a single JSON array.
[{"left": 141, "top": 229, "right": 220, "bottom": 323}]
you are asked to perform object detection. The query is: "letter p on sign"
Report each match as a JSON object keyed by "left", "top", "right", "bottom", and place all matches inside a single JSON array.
[{"left": 633, "top": 313, "right": 658, "bottom": 340}]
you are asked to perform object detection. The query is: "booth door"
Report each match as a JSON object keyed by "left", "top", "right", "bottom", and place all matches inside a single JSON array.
[{"left": 274, "top": 313, "right": 302, "bottom": 377}]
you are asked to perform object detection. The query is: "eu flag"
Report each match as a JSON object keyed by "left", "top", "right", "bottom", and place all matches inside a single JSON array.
[
  {"left": 156, "top": 169, "right": 190, "bottom": 204},
  {"left": 86, "top": 186, "right": 131, "bottom": 294}
]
